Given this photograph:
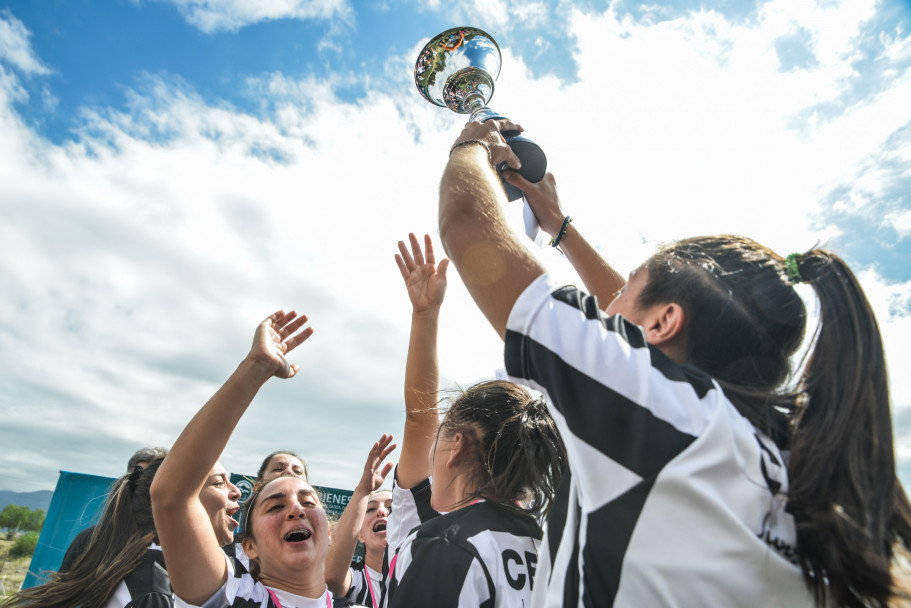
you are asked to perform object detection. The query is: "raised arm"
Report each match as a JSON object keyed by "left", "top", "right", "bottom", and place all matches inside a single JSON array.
[
  {"left": 150, "top": 311, "right": 312, "bottom": 606},
  {"left": 395, "top": 233, "right": 448, "bottom": 489},
  {"left": 438, "top": 121, "right": 547, "bottom": 339},
  {"left": 503, "top": 170, "right": 625, "bottom": 309},
  {"left": 325, "top": 434, "right": 395, "bottom": 596}
]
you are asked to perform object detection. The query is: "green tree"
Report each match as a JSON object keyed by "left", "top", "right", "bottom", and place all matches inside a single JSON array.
[
  {"left": 0, "top": 504, "right": 45, "bottom": 539},
  {"left": 10, "top": 530, "right": 40, "bottom": 558},
  {"left": 23, "top": 507, "right": 45, "bottom": 533}
]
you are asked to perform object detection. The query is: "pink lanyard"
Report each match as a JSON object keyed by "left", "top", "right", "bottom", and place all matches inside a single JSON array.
[
  {"left": 365, "top": 568, "right": 379, "bottom": 608},
  {"left": 265, "top": 587, "right": 332, "bottom": 608}
]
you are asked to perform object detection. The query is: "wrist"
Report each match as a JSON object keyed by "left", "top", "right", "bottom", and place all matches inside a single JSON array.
[
  {"left": 412, "top": 308, "right": 441, "bottom": 322},
  {"left": 549, "top": 216, "right": 573, "bottom": 248},
  {"left": 239, "top": 354, "right": 280, "bottom": 384},
  {"left": 449, "top": 139, "right": 492, "bottom": 164},
  {"left": 352, "top": 483, "right": 372, "bottom": 498}
]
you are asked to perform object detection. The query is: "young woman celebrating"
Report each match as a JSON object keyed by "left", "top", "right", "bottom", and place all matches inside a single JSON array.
[
  {"left": 437, "top": 117, "right": 911, "bottom": 607},
  {"left": 325, "top": 435, "right": 396, "bottom": 608},
  {"left": 151, "top": 310, "right": 357, "bottom": 608},
  {"left": 384, "top": 233, "right": 567, "bottom": 607}
]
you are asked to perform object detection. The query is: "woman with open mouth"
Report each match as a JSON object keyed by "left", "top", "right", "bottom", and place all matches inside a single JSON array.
[
  {"left": 325, "top": 436, "right": 396, "bottom": 608},
  {"left": 151, "top": 310, "right": 358, "bottom": 608}
]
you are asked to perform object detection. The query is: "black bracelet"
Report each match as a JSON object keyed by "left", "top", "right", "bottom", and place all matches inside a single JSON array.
[{"left": 550, "top": 216, "right": 573, "bottom": 248}]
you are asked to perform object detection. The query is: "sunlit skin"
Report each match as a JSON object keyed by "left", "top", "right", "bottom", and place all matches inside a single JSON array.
[
  {"left": 358, "top": 490, "right": 391, "bottom": 571},
  {"left": 198, "top": 462, "right": 241, "bottom": 547},
  {"left": 242, "top": 476, "right": 330, "bottom": 597},
  {"left": 262, "top": 453, "right": 307, "bottom": 483}
]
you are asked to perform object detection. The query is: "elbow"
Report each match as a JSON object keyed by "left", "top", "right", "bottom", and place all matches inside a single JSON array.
[
  {"left": 438, "top": 189, "right": 472, "bottom": 259},
  {"left": 149, "top": 475, "right": 170, "bottom": 514},
  {"left": 437, "top": 205, "right": 457, "bottom": 258},
  {"left": 149, "top": 467, "right": 183, "bottom": 515}
]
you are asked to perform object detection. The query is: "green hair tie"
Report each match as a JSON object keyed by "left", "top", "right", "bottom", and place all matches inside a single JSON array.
[{"left": 785, "top": 253, "right": 803, "bottom": 283}]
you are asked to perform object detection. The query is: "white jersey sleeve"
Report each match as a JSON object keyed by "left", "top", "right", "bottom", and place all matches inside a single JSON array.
[{"left": 386, "top": 470, "right": 437, "bottom": 556}]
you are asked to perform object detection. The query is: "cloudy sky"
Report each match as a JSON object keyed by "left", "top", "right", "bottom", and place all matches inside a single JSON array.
[{"left": 1, "top": 0, "right": 910, "bottom": 495}]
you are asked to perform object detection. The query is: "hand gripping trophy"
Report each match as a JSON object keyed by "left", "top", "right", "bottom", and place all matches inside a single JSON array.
[{"left": 414, "top": 27, "right": 547, "bottom": 202}]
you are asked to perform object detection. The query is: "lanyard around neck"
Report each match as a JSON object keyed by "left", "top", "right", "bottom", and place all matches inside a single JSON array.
[
  {"left": 365, "top": 566, "right": 382, "bottom": 608},
  {"left": 265, "top": 587, "right": 332, "bottom": 608}
]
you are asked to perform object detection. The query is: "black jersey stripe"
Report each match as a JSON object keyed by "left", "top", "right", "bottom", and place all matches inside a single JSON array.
[
  {"left": 583, "top": 476, "right": 656, "bottom": 607},
  {"left": 562, "top": 500, "right": 582, "bottom": 608},
  {"left": 508, "top": 331, "right": 697, "bottom": 477},
  {"left": 548, "top": 470, "right": 572, "bottom": 573},
  {"left": 552, "top": 286, "right": 624, "bottom": 331}
]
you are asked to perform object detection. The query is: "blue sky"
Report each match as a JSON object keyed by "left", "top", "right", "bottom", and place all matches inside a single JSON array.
[{"left": 1, "top": 0, "right": 911, "bottom": 494}]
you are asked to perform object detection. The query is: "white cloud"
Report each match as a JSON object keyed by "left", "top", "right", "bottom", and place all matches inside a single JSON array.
[
  {"left": 885, "top": 208, "right": 911, "bottom": 238},
  {"left": 2, "top": 0, "right": 911, "bottom": 491},
  {"left": 154, "top": 0, "right": 351, "bottom": 34},
  {"left": 511, "top": 1, "right": 548, "bottom": 27},
  {"left": 0, "top": 9, "right": 49, "bottom": 75},
  {"left": 412, "top": 0, "right": 548, "bottom": 31}
]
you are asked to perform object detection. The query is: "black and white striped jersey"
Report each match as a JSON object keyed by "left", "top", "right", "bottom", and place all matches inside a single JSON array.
[
  {"left": 344, "top": 562, "right": 383, "bottom": 608},
  {"left": 173, "top": 547, "right": 358, "bottom": 608},
  {"left": 385, "top": 474, "right": 543, "bottom": 608},
  {"left": 504, "top": 275, "right": 814, "bottom": 608}
]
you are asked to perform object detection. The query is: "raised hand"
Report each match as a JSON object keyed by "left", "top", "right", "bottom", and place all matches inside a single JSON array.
[
  {"left": 248, "top": 310, "right": 314, "bottom": 379},
  {"left": 451, "top": 119, "right": 523, "bottom": 169},
  {"left": 503, "top": 171, "right": 566, "bottom": 237},
  {"left": 356, "top": 433, "right": 397, "bottom": 494},
  {"left": 395, "top": 233, "right": 450, "bottom": 314}
]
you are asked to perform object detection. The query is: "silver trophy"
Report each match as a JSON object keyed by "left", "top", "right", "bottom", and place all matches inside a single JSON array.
[{"left": 415, "top": 27, "right": 546, "bottom": 201}]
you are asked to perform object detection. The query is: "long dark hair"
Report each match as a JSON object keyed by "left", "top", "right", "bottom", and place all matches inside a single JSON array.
[
  {"left": 639, "top": 235, "right": 911, "bottom": 607},
  {"left": 2, "top": 458, "right": 165, "bottom": 608},
  {"left": 437, "top": 380, "right": 567, "bottom": 520}
]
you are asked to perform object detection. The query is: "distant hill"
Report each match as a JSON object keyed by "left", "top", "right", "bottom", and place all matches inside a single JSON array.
[{"left": 0, "top": 489, "right": 54, "bottom": 512}]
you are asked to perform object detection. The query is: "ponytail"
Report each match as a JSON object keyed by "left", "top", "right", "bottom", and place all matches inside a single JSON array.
[
  {"left": 439, "top": 381, "right": 567, "bottom": 519},
  {"left": 2, "top": 459, "right": 163, "bottom": 608},
  {"left": 642, "top": 237, "right": 911, "bottom": 606},
  {"left": 787, "top": 251, "right": 911, "bottom": 606}
]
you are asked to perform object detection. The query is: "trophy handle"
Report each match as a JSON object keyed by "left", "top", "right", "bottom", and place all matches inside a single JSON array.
[
  {"left": 478, "top": 117, "right": 547, "bottom": 202},
  {"left": 498, "top": 135, "right": 547, "bottom": 201}
]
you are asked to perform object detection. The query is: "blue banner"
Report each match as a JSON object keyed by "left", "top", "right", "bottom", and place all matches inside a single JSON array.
[{"left": 23, "top": 470, "right": 115, "bottom": 589}]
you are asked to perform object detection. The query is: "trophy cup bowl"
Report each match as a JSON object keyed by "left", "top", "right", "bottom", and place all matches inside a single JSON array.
[{"left": 415, "top": 27, "right": 546, "bottom": 201}]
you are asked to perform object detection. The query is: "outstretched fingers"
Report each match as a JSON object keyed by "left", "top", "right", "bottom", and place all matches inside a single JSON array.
[
  {"left": 395, "top": 253, "right": 410, "bottom": 281},
  {"left": 266, "top": 310, "right": 314, "bottom": 354},
  {"left": 283, "top": 325, "right": 314, "bottom": 354},
  {"left": 377, "top": 435, "right": 397, "bottom": 462},
  {"left": 397, "top": 238, "right": 415, "bottom": 275},
  {"left": 409, "top": 233, "right": 425, "bottom": 266},
  {"left": 423, "top": 234, "right": 435, "bottom": 266},
  {"left": 277, "top": 312, "right": 307, "bottom": 337}
]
